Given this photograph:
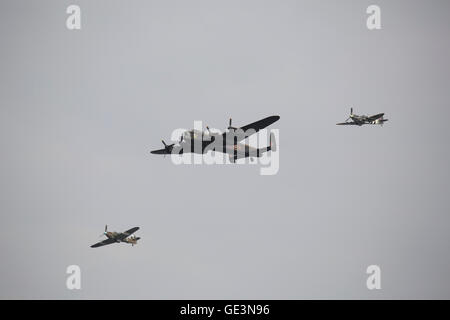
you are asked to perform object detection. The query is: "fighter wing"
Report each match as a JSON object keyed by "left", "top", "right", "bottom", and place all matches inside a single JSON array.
[
  {"left": 117, "top": 227, "right": 140, "bottom": 240},
  {"left": 336, "top": 121, "right": 358, "bottom": 125},
  {"left": 367, "top": 113, "right": 384, "bottom": 122},
  {"left": 90, "top": 238, "right": 116, "bottom": 248},
  {"left": 224, "top": 115, "right": 280, "bottom": 142}
]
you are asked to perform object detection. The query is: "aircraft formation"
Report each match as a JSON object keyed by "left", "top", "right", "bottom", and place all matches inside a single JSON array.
[{"left": 91, "top": 108, "right": 387, "bottom": 248}]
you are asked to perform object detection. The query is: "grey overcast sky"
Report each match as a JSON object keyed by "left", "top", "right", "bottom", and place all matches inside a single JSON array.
[{"left": 1, "top": 0, "right": 450, "bottom": 299}]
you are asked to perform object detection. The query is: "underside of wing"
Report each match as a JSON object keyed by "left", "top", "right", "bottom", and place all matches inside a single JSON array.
[
  {"left": 223, "top": 115, "right": 280, "bottom": 142},
  {"left": 118, "top": 227, "right": 140, "bottom": 240},
  {"left": 90, "top": 238, "right": 116, "bottom": 248}
]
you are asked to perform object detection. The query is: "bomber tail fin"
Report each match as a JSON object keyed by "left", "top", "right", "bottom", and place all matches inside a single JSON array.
[{"left": 269, "top": 132, "right": 276, "bottom": 152}]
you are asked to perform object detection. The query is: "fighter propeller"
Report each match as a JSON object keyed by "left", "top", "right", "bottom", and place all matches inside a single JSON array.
[
  {"left": 343, "top": 107, "right": 354, "bottom": 122},
  {"left": 99, "top": 225, "right": 108, "bottom": 238}
]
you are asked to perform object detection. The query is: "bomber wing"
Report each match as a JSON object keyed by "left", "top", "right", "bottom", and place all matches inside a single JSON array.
[
  {"left": 223, "top": 116, "right": 280, "bottom": 142},
  {"left": 150, "top": 148, "right": 170, "bottom": 155},
  {"left": 151, "top": 144, "right": 183, "bottom": 155}
]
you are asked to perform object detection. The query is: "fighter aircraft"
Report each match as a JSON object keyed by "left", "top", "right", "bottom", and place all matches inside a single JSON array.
[
  {"left": 90, "top": 225, "right": 140, "bottom": 248},
  {"left": 337, "top": 108, "right": 388, "bottom": 126},
  {"left": 151, "top": 115, "right": 280, "bottom": 162}
]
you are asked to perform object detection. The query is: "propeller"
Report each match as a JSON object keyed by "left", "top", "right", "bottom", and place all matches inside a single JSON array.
[
  {"left": 228, "top": 118, "right": 237, "bottom": 131},
  {"left": 343, "top": 108, "right": 353, "bottom": 122},
  {"left": 161, "top": 140, "right": 175, "bottom": 154},
  {"left": 99, "top": 225, "right": 108, "bottom": 238}
]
